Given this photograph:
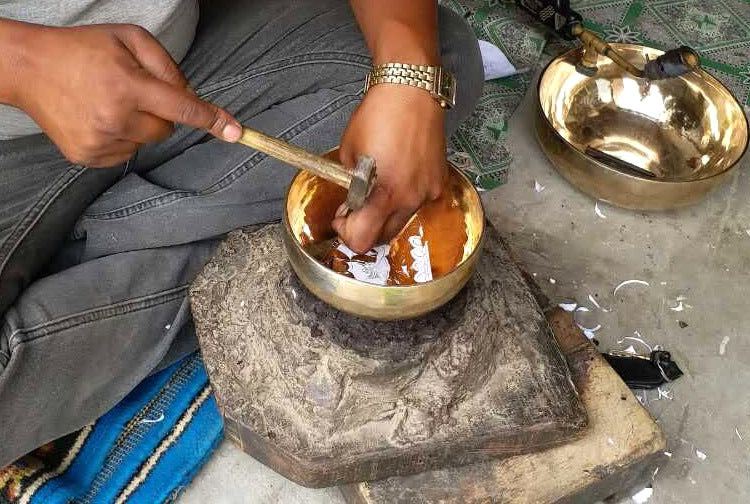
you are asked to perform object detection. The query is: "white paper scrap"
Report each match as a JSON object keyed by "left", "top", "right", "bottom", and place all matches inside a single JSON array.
[
  {"left": 664, "top": 451, "right": 672, "bottom": 457},
  {"left": 670, "top": 301, "right": 685, "bottom": 312},
  {"left": 478, "top": 40, "right": 518, "bottom": 80},
  {"left": 534, "top": 180, "right": 545, "bottom": 192},
  {"left": 558, "top": 302, "right": 578, "bottom": 312},
  {"left": 632, "top": 487, "right": 653, "bottom": 504},
  {"left": 409, "top": 235, "right": 433, "bottom": 283},
  {"left": 696, "top": 450, "right": 707, "bottom": 461},
  {"left": 345, "top": 244, "right": 391, "bottom": 286}
]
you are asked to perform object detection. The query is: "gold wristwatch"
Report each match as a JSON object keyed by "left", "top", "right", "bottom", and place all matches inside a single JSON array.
[{"left": 364, "top": 63, "right": 457, "bottom": 109}]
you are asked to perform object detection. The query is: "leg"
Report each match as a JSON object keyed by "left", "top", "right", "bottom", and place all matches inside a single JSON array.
[{"left": 0, "top": 0, "right": 482, "bottom": 467}]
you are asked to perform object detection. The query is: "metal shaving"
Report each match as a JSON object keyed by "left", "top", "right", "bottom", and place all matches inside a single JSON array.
[
  {"left": 613, "top": 279, "right": 650, "bottom": 296},
  {"left": 719, "top": 336, "right": 730, "bottom": 356},
  {"left": 588, "top": 294, "right": 610, "bottom": 312},
  {"left": 595, "top": 201, "right": 607, "bottom": 219},
  {"left": 670, "top": 301, "right": 685, "bottom": 312},
  {"left": 632, "top": 487, "right": 653, "bottom": 503}
]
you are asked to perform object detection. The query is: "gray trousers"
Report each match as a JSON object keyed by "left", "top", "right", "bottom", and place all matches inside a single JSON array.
[{"left": 0, "top": 0, "right": 483, "bottom": 467}]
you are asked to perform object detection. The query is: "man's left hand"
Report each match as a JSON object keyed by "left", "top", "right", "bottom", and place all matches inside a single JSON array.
[{"left": 332, "top": 84, "right": 447, "bottom": 253}]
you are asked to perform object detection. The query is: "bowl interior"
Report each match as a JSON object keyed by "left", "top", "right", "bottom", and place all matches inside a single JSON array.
[
  {"left": 285, "top": 158, "right": 484, "bottom": 286},
  {"left": 539, "top": 44, "right": 748, "bottom": 182}
]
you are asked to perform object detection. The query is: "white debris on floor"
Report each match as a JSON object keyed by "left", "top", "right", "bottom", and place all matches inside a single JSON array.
[
  {"left": 613, "top": 279, "right": 650, "bottom": 296},
  {"left": 632, "top": 487, "right": 653, "bottom": 503},
  {"left": 719, "top": 336, "right": 730, "bottom": 355},
  {"left": 595, "top": 201, "right": 607, "bottom": 219}
]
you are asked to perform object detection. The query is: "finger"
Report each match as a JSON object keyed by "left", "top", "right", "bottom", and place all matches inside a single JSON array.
[
  {"left": 380, "top": 208, "right": 419, "bottom": 243},
  {"left": 86, "top": 150, "right": 138, "bottom": 168},
  {"left": 116, "top": 25, "right": 188, "bottom": 88},
  {"left": 331, "top": 185, "right": 393, "bottom": 253},
  {"left": 122, "top": 112, "right": 174, "bottom": 144},
  {"left": 136, "top": 76, "right": 242, "bottom": 142},
  {"left": 88, "top": 139, "right": 138, "bottom": 167}
]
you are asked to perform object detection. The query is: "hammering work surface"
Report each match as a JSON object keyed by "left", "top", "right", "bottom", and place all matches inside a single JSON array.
[
  {"left": 189, "top": 223, "right": 586, "bottom": 488},
  {"left": 340, "top": 310, "right": 666, "bottom": 504},
  {"left": 182, "top": 90, "right": 750, "bottom": 504}
]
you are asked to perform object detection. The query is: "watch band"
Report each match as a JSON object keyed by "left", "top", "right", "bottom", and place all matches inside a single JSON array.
[{"left": 364, "top": 63, "right": 457, "bottom": 109}]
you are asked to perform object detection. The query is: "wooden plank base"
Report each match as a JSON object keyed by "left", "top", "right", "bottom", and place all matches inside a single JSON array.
[{"left": 340, "top": 309, "right": 666, "bottom": 504}]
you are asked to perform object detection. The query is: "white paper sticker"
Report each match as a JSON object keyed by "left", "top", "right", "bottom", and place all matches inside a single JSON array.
[{"left": 478, "top": 40, "right": 518, "bottom": 80}]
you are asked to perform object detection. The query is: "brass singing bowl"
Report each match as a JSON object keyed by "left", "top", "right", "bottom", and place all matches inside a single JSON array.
[
  {"left": 282, "top": 154, "right": 485, "bottom": 321},
  {"left": 536, "top": 44, "right": 748, "bottom": 210}
]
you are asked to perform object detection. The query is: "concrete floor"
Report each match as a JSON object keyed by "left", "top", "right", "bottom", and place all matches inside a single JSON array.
[{"left": 181, "top": 88, "right": 750, "bottom": 503}]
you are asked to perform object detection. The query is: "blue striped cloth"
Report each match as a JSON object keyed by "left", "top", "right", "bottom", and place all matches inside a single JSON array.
[{"left": 0, "top": 354, "right": 223, "bottom": 504}]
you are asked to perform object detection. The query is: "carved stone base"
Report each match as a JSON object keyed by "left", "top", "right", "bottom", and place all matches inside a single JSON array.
[
  {"left": 189, "top": 224, "right": 587, "bottom": 488},
  {"left": 340, "top": 310, "right": 666, "bottom": 504}
]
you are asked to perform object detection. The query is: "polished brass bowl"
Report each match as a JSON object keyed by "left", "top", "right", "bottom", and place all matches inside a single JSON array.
[
  {"left": 282, "top": 156, "right": 485, "bottom": 321},
  {"left": 536, "top": 44, "right": 748, "bottom": 210}
]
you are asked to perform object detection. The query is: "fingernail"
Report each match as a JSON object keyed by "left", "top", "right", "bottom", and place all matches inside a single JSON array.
[{"left": 222, "top": 123, "right": 242, "bottom": 142}]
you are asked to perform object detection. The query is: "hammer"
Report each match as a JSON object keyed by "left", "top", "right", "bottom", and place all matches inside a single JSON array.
[{"left": 237, "top": 127, "right": 377, "bottom": 211}]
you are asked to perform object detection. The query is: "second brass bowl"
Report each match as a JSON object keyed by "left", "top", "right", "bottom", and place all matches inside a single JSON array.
[
  {"left": 536, "top": 44, "right": 748, "bottom": 210},
  {"left": 282, "top": 155, "right": 485, "bottom": 321}
]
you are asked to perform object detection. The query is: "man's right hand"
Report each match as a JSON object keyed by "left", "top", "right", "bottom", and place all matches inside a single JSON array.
[{"left": 4, "top": 22, "right": 242, "bottom": 168}]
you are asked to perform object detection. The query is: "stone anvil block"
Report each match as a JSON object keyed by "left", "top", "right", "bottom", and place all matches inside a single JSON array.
[
  {"left": 340, "top": 310, "right": 667, "bottom": 503},
  {"left": 189, "top": 224, "right": 587, "bottom": 488}
]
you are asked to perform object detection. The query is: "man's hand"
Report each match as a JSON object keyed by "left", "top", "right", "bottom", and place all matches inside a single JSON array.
[
  {"left": 5, "top": 22, "right": 241, "bottom": 168},
  {"left": 332, "top": 84, "right": 447, "bottom": 253}
]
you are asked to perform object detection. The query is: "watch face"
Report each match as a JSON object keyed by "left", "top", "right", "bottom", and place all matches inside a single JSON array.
[{"left": 438, "top": 71, "right": 457, "bottom": 107}]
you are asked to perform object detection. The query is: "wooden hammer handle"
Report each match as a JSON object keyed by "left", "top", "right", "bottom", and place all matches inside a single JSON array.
[{"left": 238, "top": 128, "right": 351, "bottom": 189}]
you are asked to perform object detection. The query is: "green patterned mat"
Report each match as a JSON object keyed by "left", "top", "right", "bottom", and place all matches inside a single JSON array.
[{"left": 446, "top": 0, "right": 750, "bottom": 191}]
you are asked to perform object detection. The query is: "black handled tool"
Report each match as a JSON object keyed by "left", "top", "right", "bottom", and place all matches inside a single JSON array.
[{"left": 515, "top": 0, "right": 699, "bottom": 80}]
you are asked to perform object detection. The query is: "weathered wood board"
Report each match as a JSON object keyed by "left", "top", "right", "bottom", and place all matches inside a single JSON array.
[
  {"left": 340, "top": 309, "right": 667, "bottom": 503},
  {"left": 189, "top": 224, "right": 587, "bottom": 488}
]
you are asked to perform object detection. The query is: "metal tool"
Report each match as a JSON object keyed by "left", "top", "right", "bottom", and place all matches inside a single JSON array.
[
  {"left": 516, "top": 0, "right": 700, "bottom": 80},
  {"left": 237, "top": 127, "right": 377, "bottom": 211},
  {"left": 603, "top": 349, "right": 683, "bottom": 389}
]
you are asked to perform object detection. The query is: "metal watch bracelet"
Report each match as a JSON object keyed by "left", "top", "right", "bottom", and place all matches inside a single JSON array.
[{"left": 364, "top": 63, "right": 457, "bottom": 109}]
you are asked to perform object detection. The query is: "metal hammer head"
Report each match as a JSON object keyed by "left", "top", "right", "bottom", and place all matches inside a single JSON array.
[{"left": 346, "top": 155, "right": 377, "bottom": 211}]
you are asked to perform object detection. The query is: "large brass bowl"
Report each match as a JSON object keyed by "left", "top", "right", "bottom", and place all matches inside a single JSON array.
[
  {"left": 536, "top": 44, "right": 748, "bottom": 210},
  {"left": 282, "top": 157, "right": 485, "bottom": 321}
]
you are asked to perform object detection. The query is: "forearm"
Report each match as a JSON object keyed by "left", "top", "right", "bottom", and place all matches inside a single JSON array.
[
  {"left": 0, "top": 19, "right": 39, "bottom": 107},
  {"left": 348, "top": 0, "right": 440, "bottom": 65}
]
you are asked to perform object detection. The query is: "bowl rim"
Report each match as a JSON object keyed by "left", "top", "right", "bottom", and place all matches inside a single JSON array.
[
  {"left": 536, "top": 42, "right": 749, "bottom": 186},
  {"left": 282, "top": 161, "right": 486, "bottom": 291}
]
